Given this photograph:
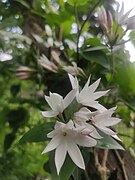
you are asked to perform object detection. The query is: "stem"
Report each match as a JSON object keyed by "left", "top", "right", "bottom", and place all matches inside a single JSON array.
[
  {"left": 114, "top": 150, "right": 128, "bottom": 180},
  {"left": 84, "top": 169, "right": 90, "bottom": 180},
  {"left": 107, "top": 46, "right": 115, "bottom": 87},
  {"left": 76, "top": 0, "right": 102, "bottom": 61},
  {"left": 58, "top": 113, "right": 65, "bottom": 122},
  {"left": 74, "top": 3, "right": 80, "bottom": 61},
  {"left": 101, "top": 150, "right": 109, "bottom": 180}
]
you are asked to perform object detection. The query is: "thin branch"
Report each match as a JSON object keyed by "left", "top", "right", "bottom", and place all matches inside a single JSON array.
[
  {"left": 114, "top": 150, "right": 129, "bottom": 180},
  {"left": 79, "top": 0, "right": 101, "bottom": 36},
  {"left": 102, "top": 150, "right": 109, "bottom": 167},
  {"left": 76, "top": 0, "right": 102, "bottom": 61}
]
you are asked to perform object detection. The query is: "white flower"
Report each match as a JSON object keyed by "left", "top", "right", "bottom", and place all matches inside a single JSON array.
[
  {"left": 115, "top": 1, "right": 135, "bottom": 29},
  {"left": 41, "top": 90, "right": 76, "bottom": 118},
  {"left": 42, "top": 120, "right": 97, "bottom": 174},
  {"left": 90, "top": 107, "right": 121, "bottom": 136},
  {"left": 45, "top": 24, "right": 52, "bottom": 37},
  {"left": 38, "top": 54, "right": 58, "bottom": 72},
  {"left": 63, "top": 62, "right": 84, "bottom": 76},
  {"left": 68, "top": 74, "right": 109, "bottom": 112},
  {"left": 126, "top": 15, "right": 135, "bottom": 30},
  {"left": 73, "top": 107, "right": 102, "bottom": 139}
]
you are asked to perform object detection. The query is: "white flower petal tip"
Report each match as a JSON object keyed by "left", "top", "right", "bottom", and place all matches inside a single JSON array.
[
  {"left": 112, "top": 134, "right": 122, "bottom": 141},
  {"left": 68, "top": 74, "right": 110, "bottom": 112},
  {"left": 41, "top": 110, "right": 58, "bottom": 118}
]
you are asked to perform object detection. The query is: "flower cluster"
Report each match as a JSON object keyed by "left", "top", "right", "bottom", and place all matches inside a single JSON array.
[
  {"left": 97, "top": 2, "right": 135, "bottom": 50},
  {"left": 41, "top": 74, "right": 121, "bottom": 174}
]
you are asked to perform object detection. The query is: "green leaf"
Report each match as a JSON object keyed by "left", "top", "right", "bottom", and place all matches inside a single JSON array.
[
  {"left": 83, "top": 46, "right": 107, "bottom": 52},
  {"left": 96, "top": 131, "right": 124, "bottom": 150},
  {"left": 114, "top": 61, "right": 135, "bottom": 96},
  {"left": 58, "top": 0, "right": 65, "bottom": 7},
  {"left": 49, "top": 151, "right": 76, "bottom": 180},
  {"left": 130, "top": 30, "right": 135, "bottom": 47},
  {"left": 15, "top": 0, "right": 30, "bottom": 9},
  {"left": 19, "top": 122, "right": 54, "bottom": 144},
  {"left": 82, "top": 50, "right": 110, "bottom": 69},
  {"left": 64, "top": 99, "right": 78, "bottom": 121},
  {"left": 67, "top": 0, "right": 88, "bottom": 6}
]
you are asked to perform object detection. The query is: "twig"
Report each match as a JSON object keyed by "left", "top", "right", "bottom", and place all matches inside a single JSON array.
[
  {"left": 76, "top": 0, "right": 102, "bottom": 61},
  {"left": 114, "top": 150, "right": 128, "bottom": 180},
  {"left": 94, "top": 149, "right": 109, "bottom": 180},
  {"left": 101, "top": 149, "right": 109, "bottom": 167}
]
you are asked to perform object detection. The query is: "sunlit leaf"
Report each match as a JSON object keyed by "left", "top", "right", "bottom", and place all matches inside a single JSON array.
[{"left": 67, "top": 0, "right": 88, "bottom": 6}]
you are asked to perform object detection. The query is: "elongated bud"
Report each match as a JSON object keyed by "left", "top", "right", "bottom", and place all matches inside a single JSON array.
[
  {"left": 97, "top": 6, "right": 107, "bottom": 26},
  {"left": 108, "top": 11, "right": 113, "bottom": 29},
  {"left": 97, "top": 6, "right": 108, "bottom": 33}
]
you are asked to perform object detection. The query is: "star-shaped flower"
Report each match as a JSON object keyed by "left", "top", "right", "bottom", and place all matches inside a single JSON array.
[
  {"left": 115, "top": 2, "right": 135, "bottom": 30},
  {"left": 90, "top": 107, "right": 121, "bottom": 136},
  {"left": 73, "top": 107, "right": 121, "bottom": 140},
  {"left": 42, "top": 120, "right": 97, "bottom": 174},
  {"left": 73, "top": 107, "right": 102, "bottom": 139},
  {"left": 41, "top": 89, "right": 76, "bottom": 118},
  {"left": 68, "top": 74, "right": 109, "bottom": 112}
]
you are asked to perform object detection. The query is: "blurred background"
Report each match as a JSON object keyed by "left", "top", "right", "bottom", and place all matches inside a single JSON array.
[{"left": 0, "top": 0, "right": 135, "bottom": 179}]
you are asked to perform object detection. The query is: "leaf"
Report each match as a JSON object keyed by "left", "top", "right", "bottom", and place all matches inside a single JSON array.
[
  {"left": 83, "top": 46, "right": 107, "bottom": 52},
  {"left": 64, "top": 99, "right": 78, "bottom": 121},
  {"left": 19, "top": 122, "right": 54, "bottom": 144},
  {"left": 96, "top": 131, "right": 124, "bottom": 150},
  {"left": 0, "top": 17, "right": 18, "bottom": 30},
  {"left": 49, "top": 151, "right": 76, "bottom": 180},
  {"left": 114, "top": 60, "right": 135, "bottom": 96},
  {"left": 82, "top": 50, "right": 110, "bottom": 69},
  {"left": 4, "top": 133, "right": 16, "bottom": 152},
  {"left": 67, "top": 0, "right": 88, "bottom": 6},
  {"left": 130, "top": 30, "right": 135, "bottom": 47},
  {"left": 15, "top": 0, "right": 30, "bottom": 9}
]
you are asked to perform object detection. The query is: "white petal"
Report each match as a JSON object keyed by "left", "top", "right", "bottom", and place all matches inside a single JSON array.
[
  {"left": 90, "top": 129, "right": 103, "bottom": 139},
  {"left": 96, "top": 126, "right": 116, "bottom": 136},
  {"left": 54, "top": 121, "right": 65, "bottom": 129},
  {"left": 68, "top": 74, "right": 79, "bottom": 90},
  {"left": 47, "top": 130, "right": 57, "bottom": 138},
  {"left": 41, "top": 134, "right": 62, "bottom": 154},
  {"left": 94, "top": 107, "right": 115, "bottom": 121},
  {"left": 79, "top": 76, "right": 91, "bottom": 99},
  {"left": 66, "top": 120, "right": 74, "bottom": 128},
  {"left": 45, "top": 95, "right": 52, "bottom": 108},
  {"left": 76, "top": 135, "right": 97, "bottom": 147},
  {"left": 67, "top": 141, "right": 85, "bottom": 170},
  {"left": 98, "top": 117, "right": 121, "bottom": 127},
  {"left": 89, "top": 102, "right": 107, "bottom": 112},
  {"left": 55, "top": 142, "right": 67, "bottom": 175},
  {"left": 74, "top": 107, "right": 91, "bottom": 122},
  {"left": 41, "top": 110, "right": 58, "bottom": 117},
  {"left": 50, "top": 93, "right": 63, "bottom": 112},
  {"left": 112, "top": 134, "right": 121, "bottom": 141},
  {"left": 88, "top": 78, "right": 100, "bottom": 93},
  {"left": 92, "top": 90, "right": 109, "bottom": 100},
  {"left": 63, "top": 89, "right": 76, "bottom": 109}
]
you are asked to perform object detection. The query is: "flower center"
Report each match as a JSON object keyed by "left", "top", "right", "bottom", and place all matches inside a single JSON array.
[{"left": 63, "top": 132, "right": 67, "bottom": 136}]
